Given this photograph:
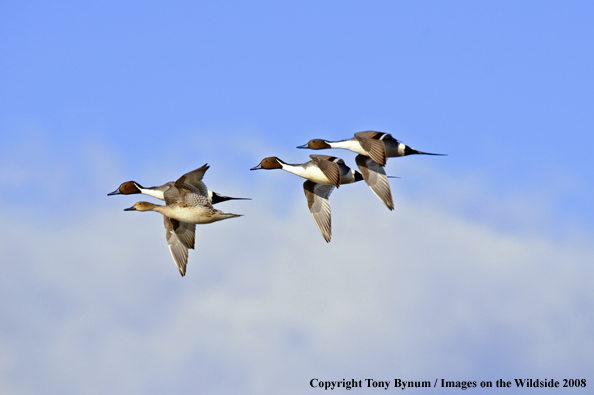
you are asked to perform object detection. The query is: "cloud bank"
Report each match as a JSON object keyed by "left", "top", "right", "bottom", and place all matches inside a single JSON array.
[{"left": 0, "top": 142, "right": 592, "bottom": 394}]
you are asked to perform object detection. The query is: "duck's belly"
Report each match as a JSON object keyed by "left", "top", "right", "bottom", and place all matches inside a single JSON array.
[
  {"left": 301, "top": 167, "right": 338, "bottom": 184},
  {"left": 164, "top": 205, "right": 219, "bottom": 224}
]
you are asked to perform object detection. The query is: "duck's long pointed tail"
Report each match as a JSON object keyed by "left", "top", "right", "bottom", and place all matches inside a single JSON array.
[
  {"left": 210, "top": 191, "right": 251, "bottom": 205},
  {"left": 405, "top": 146, "right": 447, "bottom": 156}
]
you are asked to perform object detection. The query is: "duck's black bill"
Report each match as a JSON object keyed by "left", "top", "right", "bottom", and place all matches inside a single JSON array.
[
  {"left": 107, "top": 189, "right": 121, "bottom": 196},
  {"left": 296, "top": 143, "right": 308, "bottom": 149},
  {"left": 124, "top": 206, "right": 137, "bottom": 211},
  {"left": 250, "top": 164, "right": 263, "bottom": 170}
]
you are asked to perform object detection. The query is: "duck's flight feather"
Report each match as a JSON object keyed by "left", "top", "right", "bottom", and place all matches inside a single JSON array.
[
  {"left": 303, "top": 180, "right": 335, "bottom": 243},
  {"left": 355, "top": 154, "right": 394, "bottom": 210}
]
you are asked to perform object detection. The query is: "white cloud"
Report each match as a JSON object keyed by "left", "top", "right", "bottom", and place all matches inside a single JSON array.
[{"left": 0, "top": 139, "right": 592, "bottom": 394}]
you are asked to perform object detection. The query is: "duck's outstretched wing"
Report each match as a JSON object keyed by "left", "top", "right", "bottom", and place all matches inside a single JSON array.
[
  {"left": 309, "top": 154, "right": 341, "bottom": 188},
  {"left": 355, "top": 131, "right": 388, "bottom": 166},
  {"left": 176, "top": 164, "right": 209, "bottom": 197},
  {"left": 355, "top": 154, "right": 394, "bottom": 211},
  {"left": 164, "top": 216, "right": 196, "bottom": 277},
  {"left": 165, "top": 176, "right": 211, "bottom": 208},
  {"left": 303, "top": 180, "right": 335, "bottom": 243}
]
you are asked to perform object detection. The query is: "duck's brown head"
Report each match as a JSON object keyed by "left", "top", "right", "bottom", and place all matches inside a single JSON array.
[
  {"left": 296, "top": 139, "right": 332, "bottom": 150},
  {"left": 108, "top": 181, "right": 142, "bottom": 196},
  {"left": 250, "top": 157, "right": 284, "bottom": 170},
  {"left": 124, "top": 201, "right": 157, "bottom": 211}
]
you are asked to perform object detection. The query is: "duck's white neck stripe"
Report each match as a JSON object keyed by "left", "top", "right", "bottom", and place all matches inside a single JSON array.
[
  {"left": 139, "top": 187, "right": 165, "bottom": 201},
  {"left": 329, "top": 139, "right": 366, "bottom": 155},
  {"left": 280, "top": 163, "right": 309, "bottom": 178}
]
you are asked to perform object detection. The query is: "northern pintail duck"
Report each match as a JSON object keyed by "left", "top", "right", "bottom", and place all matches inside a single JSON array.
[
  {"left": 122, "top": 165, "right": 243, "bottom": 277},
  {"left": 298, "top": 131, "right": 445, "bottom": 210},
  {"left": 108, "top": 165, "right": 250, "bottom": 204},
  {"left": 251, "top": 155, "right": 362, "bottom": 243}
]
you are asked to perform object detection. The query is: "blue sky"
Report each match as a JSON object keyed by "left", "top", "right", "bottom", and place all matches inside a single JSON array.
[
  {"left": 1, "top": 1, "right": 593, "bottom": 394},
  {"left": 2, "top": 1, "right": 593, "bottom": 229}
]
